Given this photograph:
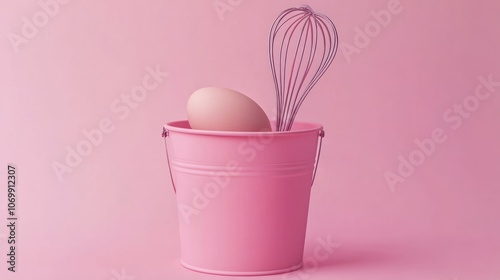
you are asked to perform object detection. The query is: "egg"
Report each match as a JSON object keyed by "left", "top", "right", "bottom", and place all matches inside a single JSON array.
[{"left": 187, "top": 87, "right": 272, "bottom": 132}]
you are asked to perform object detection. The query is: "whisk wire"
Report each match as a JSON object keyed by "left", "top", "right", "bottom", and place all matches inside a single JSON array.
[
  {"left": 280, "top": 14, "right": 310, "bottom": 131},
  {"left": 284, "top": 16, "right": 310, "bottom": 131},
  {"left": 269, "top": 5, "right": 338, "bottom": 131},
  {"left": 269, "top": 8, "right": 304, "bottom": 130}
]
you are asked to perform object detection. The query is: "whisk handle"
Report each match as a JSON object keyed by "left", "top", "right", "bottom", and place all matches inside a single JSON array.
[{"left": 311, "top": 130, "right": 325, "bottom": 187}]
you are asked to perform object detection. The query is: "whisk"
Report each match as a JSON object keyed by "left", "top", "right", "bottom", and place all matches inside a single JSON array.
[{"left": 269, "top": 5, "right": 339, "bottom": 131}]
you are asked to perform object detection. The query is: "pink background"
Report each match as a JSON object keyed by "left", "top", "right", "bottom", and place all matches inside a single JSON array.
[{"left": 1, "top": 0, "right": 500, "bottom": 279}]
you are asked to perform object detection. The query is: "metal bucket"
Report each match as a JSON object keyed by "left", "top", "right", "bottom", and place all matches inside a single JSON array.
[{"left": 162, "top": 120, "right": 324, "bottom": 276}]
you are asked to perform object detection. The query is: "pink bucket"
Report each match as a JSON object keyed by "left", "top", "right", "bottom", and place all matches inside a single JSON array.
[{"left": 162, "top": 120, "right": 324, "bottom": 276}]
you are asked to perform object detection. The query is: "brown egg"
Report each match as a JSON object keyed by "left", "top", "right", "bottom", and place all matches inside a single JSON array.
[{"left": 187, "top": 87, "right": 271, "bottom": 132}]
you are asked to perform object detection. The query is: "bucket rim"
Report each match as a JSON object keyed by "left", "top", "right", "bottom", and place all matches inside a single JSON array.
[{"left": 164, "top": 120, "right": 323, "bottom": 136}]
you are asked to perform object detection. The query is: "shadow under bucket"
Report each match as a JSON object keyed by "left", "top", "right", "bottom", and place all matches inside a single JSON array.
[{"left": 162, "top": 120, "right": 324, "bottom": 276}]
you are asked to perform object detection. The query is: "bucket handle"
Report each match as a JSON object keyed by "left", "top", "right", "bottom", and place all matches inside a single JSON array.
[
  {"left": 311, "top": 129, "right": 325, "bottom": 187},
  {"left": 162, "top": 127, "right": 177, "bottom": 193},
  {"left": 162, "top": 127, "right": 325, "bottom": 193}
]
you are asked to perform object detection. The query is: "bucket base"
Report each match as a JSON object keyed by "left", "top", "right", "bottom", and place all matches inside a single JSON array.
[{"left": 181, "top": 260, "right": 303, "bottom": 276}]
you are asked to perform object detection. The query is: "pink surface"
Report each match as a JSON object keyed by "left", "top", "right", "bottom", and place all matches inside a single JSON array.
[{"left": 1, "top": 0, "right": 499, "bottom": 280}]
